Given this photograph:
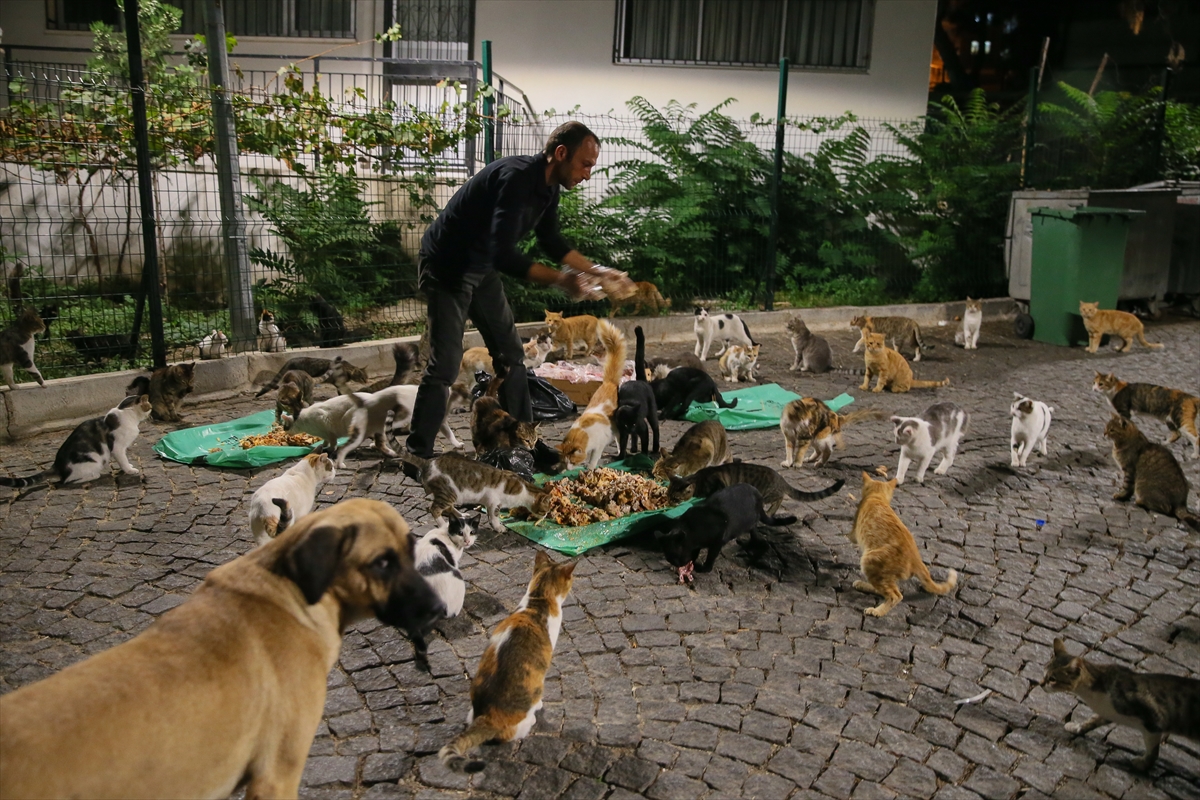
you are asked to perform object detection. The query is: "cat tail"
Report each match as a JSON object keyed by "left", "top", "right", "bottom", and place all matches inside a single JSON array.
[
  {"left": 597, "top": 320, "right": 627, "bottom": 387},
  {"left": 390, "top": 342, "right": 418, "bottom": 385},
  {"left": 909, "top": 378, "right": 951, "bottom": 389},
  {"left": 272, "top": 498, "right": 293, "bottom": 534},
  {"left": 634, "top": 326, "right": 648, "bottom": 382},
  {"left": 829, "top": 367, "right": 866, "bottom": 376},
  {"left": 785, "top": 478, "right": 845, "bottom": 503},
  {"left": 759, "top": 509, "right": 798, "bottom": 526},
  {"left": 1135, "top": 331, "right": 1164, "bottom": 350},
  {"left": 255, "top": 368, "right": 285, "bottom": 398},
  {"left": 741, "top": 319, "right": 757, "bottom": 346},
  {"left": 915, "top": 562, "right": 957, "bottom": 595},
  {"left": 126, "top": 375, "right": 151, "bottom": 397},
  {"left": 0, "top": 469, "right": 57, "bottom": 489},
  {"left": 398, "top": 450, "right": 430, "bottom": 474},
  {"left": 914, "top": 326, "right": 934, "bottom": 352},
  {"left": 1175, "top": 507, "right": 1200, "bottom": 533},
  {"left": 439, "top": 718, "right": 504, "bottom": 773}
]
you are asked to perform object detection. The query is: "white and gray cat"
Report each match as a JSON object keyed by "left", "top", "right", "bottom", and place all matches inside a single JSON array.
[
  {"left": 1, "top": 307, "right": 47, "bottom": 390},
  {"left": 0, "top": 395, "right": 152, "bottom": 489},
  {"left": 891, "top": 402, "right": 969, "bottom": 484},
  {"left": 1011, "top": 392, "right": 1053, "bottom": 467},
  {"left": 786, "top": 316, "right": 832, "bottom": 373}
]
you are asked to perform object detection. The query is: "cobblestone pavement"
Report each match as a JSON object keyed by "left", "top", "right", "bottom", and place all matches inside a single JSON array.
[{"left": 2, "top": 315, "right": 1199, "bottom": 800}]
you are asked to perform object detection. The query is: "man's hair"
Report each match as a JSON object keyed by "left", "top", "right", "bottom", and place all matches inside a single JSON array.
[{"left": 543, "top": 121, "right": 600, "bottom": 160}]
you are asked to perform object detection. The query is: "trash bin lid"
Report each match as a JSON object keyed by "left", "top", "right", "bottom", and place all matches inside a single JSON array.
[{"left": 1030, "top": 206, "right": 1146, "bottom": 221}]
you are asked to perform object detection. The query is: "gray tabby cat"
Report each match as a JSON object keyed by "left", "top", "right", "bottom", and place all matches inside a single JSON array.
[
  {"left": 0, "top": 307, "right": 47, "bottom": 390},
  {"left": 666, "top": 461, "right": 844, "bottom": 515},
  {"left": 400, "top": 452, "right": 548, "bottom": 532},
  {"left": 1103, "top": 414, "right": 1200, "bottom": 531},
  {"left": 1043, "top": 638, "right": 1200, "bottom": 771},
  {"left": 786, "top": 316, "right": 832, "bottom": 374}
]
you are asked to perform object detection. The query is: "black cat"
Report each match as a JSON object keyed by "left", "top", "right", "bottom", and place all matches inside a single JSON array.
[
  {"left": 67, "top": 330, "right": 138, "bottom": 363},
  {"left": 651, "top": 366, "right": 737, "bottom": 420},
  {"left": 311, "top": 295, "right": 369, "bottom": 348},
  {"left": 616, "top": 326, "right": 659, "bottom": 458},
  {"left": 655, "top": 484, "right": 795, "bottom": 583}
]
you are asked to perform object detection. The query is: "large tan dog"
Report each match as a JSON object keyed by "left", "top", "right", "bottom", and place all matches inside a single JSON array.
[{"left": 0, "top": 498, "right": 444, "bottom": 800}]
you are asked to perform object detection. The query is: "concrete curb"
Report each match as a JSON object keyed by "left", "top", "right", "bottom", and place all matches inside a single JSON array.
[{"left": 0, "top": 297, "right": 1016, "bottom": 442}]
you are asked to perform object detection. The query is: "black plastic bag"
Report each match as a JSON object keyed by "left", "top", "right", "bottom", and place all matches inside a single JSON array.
[
  {"left": 478, "top": 447, "right": 538, "bottom": 483},
  {"left": 470, "top": 372, "right": 577, "bottom": 422}
]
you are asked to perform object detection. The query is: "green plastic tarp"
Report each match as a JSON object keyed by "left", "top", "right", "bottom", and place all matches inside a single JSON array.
[
  {"left": 684, "top": 383, "right": 855, "bottom": 430},
  {"left": 503, "top": 454, "right": 699, "bottom": 557},
  {"left": 152, "top": 410, "right": 339, "bottom": 469}
]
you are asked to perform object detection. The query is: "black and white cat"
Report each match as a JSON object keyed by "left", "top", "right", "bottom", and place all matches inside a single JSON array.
[
  {"left": 0, "top": 395, "right": 152, "bottom": 489},
  {"left": 693, "top": 308, "right": 755, "bottom": 361},
  {"left": 890, "top": 403, "right": 969, "bottom": 484},
  {"left": 409, "top": 514, "right": 476, "bottom": 668},
  {"left": 1011, "top": 392, "right": 1053, "bottom": 467}
]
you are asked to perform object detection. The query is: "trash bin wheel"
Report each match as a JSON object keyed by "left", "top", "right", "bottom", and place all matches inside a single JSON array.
[{"left": 1014, "top": 312, "right": 1035, "bottom": 339}]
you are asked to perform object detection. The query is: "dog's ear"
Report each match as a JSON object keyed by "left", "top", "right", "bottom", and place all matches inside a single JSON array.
[{"left": 277, "top": 524, "right": 358, "bottom": 604}]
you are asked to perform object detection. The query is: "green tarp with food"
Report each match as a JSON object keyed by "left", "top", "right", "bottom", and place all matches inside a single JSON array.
[{"left": 152, "top": 410, "right": 337, "bottom": 469}]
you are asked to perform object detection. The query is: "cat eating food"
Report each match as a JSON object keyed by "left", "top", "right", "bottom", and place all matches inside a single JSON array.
[
  {"left": 0, "top": 307, "right": 47, "bottom": 390},
  {"left": 1103, "top": 414, "right": 1200, "bottom": 532},
  {"left": 860, "top": 333, "right": 949, "bottom": 394},
  {"left": 558, "top": 320, "right": 626, "bottom": 468},
  {"left": 1010, "top": 392, "right": 1053, "bottom": 468},
  {"left": 693, "top": 307, "right": 755, "bottom": 362},
  {"left": 400, "top": 451, "right": 548, "bottom": 532},
  {"left": 651, "top": 366, "right": 738, "bottom": 420},
  {"left": 652, "top": 420, "right": 731, "bottom": 479},
  {"left": 1093, "top": 372, "right": 1199, "bottom": 459},
  {"left": 1079, "top": 301, "right": 1164, "bottom": 353},
  {"left": 786, "top": 316, "right": 832, "bottom": 373},
  {"left": 891, "top": 402, "right": 970, "bottom": 484}
]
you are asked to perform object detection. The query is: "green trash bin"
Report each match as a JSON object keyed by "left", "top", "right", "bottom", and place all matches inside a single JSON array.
[{"left": 1029, "top": 207, "right": 1144, "bottom": 347}]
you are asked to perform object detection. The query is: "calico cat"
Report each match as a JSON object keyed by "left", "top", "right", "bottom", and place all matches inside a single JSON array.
[
  {"left": 409, "top": 515, "right": 476, "bottom": 668},
  {"left": 558, "top": 321, "right": 626, "bottom": 468},
  {"left": 849, "top": 472, "right": 957, "bottom": 616},
  {"left": 608, "top": 281, "right": 670, "bottom": 317},
  {"left": 258, "top": 309, "right": 287, "bottom": 353},
  {"left": 787, "top": 316, "right": 832, "bottom": 374},
  {"left": 363, "top": 343, "right": 419, "bottom": 393},
  {"left": 719, "top": 344, "right": 760, "bottom": 384},
  {"left": 247, "top": 453, "right": 335, "bottom": 546},
  {"left": 522, "top": 333, "right": 554, "bottom": 368},
  {"left": 1042, "top": 637, "right": 1200, "bottom": 771},
  {"left": 440, "top": 551, "right": 575, "bottom": 773},
  {"left": 694, "top": 308, "right": 755, "bottom": 361},
  {"left": 1079, "top": 301, "right": 1163, "bottom": 353},
  {"left": 198, "top": 329, "right": 228, "bottom": 360},
  {"left": 779, "top": 398, "right": 885, "bottom": 468},
  {"left": 616, "top": 326, "right": 659, "bottom": 459},
  {"left": 652, "top": 420, "right": 730, "bottom": 479},
  {"left": 1010, "top": 392, "right": 1053, "bottom": 468},
  {"left": 1103, "top": 414, "right": 1200, "bottom": 532},
  {"left": 472, "top": 394, "right": 539, "bottom": 454},
  {"left": 852, "top": 315, "right": 930, "bottom": 362},
  {"left": 861, "top": 333, "right": 949, "bottom": 393},
  {"left": 651, "top": 366, "right": 738, "bottom": 420},
  {"left": 954, "top": 298, "right": 982, "bottom": 350},
  {"left": 891, "top": 403, "right": 970, "bottom": 484},
  {"left": 0, "top": 307, "right": 47, "bottom": 390},
  {"left": 254, "top": 356, "right": 368, "bottom": 398},
  {"left": 656, "top": 484, "right": 797, "bottom": 583},
  {"left": 400, "top": 451, "right": 549, "bottom": 532},
  {"left": 544, "top": 311, "right": 598, "bottom": 359},
  {"left": 274, "top": 370, "right": 315, "bottom": 423},
  {"left": 647, "top": 352, "right": 705, "bottom": 380},
  {"left": 667, "top": 462, "right": 844, "bottom": 516},
  {"left": 67, "top": 331, "right": 137, "bottom": 363},
  {"left": 0, "top": 395, "right": 152, "bottom": 489},
  {"left": 127, "top": 363, "right": 195, "bottom": 422},
  {"left": 1093, "top": 372, "right": 1199, "bottom": 459}
]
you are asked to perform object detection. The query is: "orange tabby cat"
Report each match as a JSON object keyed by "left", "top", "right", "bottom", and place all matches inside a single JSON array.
[
  {"left": 439, "top": 551, "right": 575, "bottom": 773},
  {"left": 1079, "top": 301, "right": 1163, "bottom": 354},
  {"left": 544, "top": 311, "right": 598, "bottom": 359},
  {"left": 608, "top": 281, "right": 671, "bottom": 317},
  {"left": 860, "top": 333, "right": 949, "bottom": 393},
  {"left": 849, "top": 472, "right": 958, "bottom": 616}
]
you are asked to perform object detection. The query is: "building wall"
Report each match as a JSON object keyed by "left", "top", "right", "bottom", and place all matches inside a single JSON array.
[{"left": 474, "top": 0, "right": 937, "bottom": 121}]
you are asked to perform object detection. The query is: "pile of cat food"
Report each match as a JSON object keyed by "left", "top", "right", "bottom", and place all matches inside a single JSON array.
[
  {"left": 537, "top": 468, "right": 668, "bottom": 526},
  {"left": 238, "top": 426, "right": 322, "bottom": 450}
]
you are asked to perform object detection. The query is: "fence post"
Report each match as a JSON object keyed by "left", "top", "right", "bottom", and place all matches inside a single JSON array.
[
  {"left": 206, "top": 0, "right": 256, "bottom": 352},
  {"left": 1020, "top": 66, "right": 1039, "bottom": 189},
  {"left": 125, "top": 0, "right": 167, "bottom": 369},
  {"left": 763, "top": 57, "right": 788, "bottom": 311},
  {"left": 482, "top": 39, "right": 494, "bottom": 164}
]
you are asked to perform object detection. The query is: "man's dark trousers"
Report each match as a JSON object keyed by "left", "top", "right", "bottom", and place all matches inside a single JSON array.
[{"left": 407, "top": 262, "right": 531, "bottom": 458}]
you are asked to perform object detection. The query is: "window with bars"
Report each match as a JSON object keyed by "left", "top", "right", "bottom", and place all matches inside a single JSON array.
[
  {"left": 47, "top": 0, "right": 355, "bottom": 39},
  {"left": 387, "top": 0, "right": 473, "bottom": 61},
  {"left": 614, "top": 0, "right": 874, "bottom": 70}
]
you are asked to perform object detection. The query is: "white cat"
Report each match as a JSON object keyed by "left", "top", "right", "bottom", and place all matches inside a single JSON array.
[
  {"left": 718, "top": 344, "right": 760, "bottom": 383},
  {"left": 198, "top": 329, "right": 228, "bottom": 360},
  {"left": 954, "top": 298, "right": 982, "bottom": 350},
  {"left": 693, "top": 308, "right": 755, "bottom": 361},
  {"left": 258, "top": 310, "right": 286, "bottom": 353},
  {"left": 523, "top": 333, "right": 554, "bottom": 368},
  {"left": 891, "top": 402, "right": 970, "bottom": 484},
  {"left": 1010, "top": 392, "right": 1053, "bottom": 467},
  {"left": 247, "top": 452, "right": 335, "bottom": 546}
]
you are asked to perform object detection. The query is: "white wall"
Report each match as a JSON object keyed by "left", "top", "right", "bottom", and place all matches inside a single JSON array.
[{"left": 475, "top": 0, "right": 937, "bottom": 122}]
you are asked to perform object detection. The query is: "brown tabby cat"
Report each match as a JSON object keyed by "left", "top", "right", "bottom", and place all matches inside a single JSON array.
[
  {"left": 1043, "top": 637, "right": 1200, "bottom": 771},
  {"left": 652, "top": 420, "right": 730, "bottom": 479},
  {"left": 780, "top": 398, "right": 886, "bottom": 467},
  {"left": 126, "top": 363, "right": 195, "bottom": 422},
  {"left": 1079, "top": 301, "right": 1164, "bottom": 353},
  {"left": 471, "top": 395, "right": 539, "bottom": 454},
  {"left": 848, "top": 472, "right": 957, "bottom": 616},
  {"left": 400, "top": 452, "right": 548, "bottom": 532},
  {"left": 861, "top": 333, "right": 949, "bottom": 394},
  {"left": 851, "top": 315, "right": 929, "bottom": 362},
  {"left": 0, "top": 307, "right": 47, "bottom": 390},
  {"left": 1093, "top": 372, "right": 1199, "bottom": 459},
  {"left": 439, "top": 551, "right": 575, "bottom": 773},
  {"left": 608, "top": 281, "right": 670, "bottom": 317},
  {"left": 544, "top": 311, "right": 598, "bottom": 359},
  {"left": 1103, "top": 415, "right": 1200, "bottom": 532}
]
